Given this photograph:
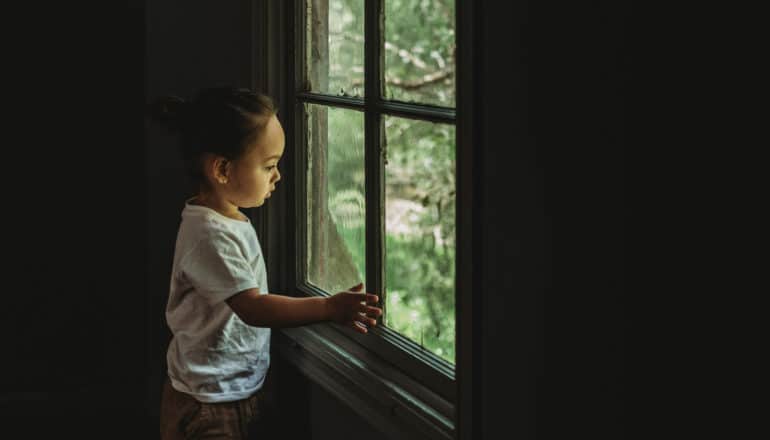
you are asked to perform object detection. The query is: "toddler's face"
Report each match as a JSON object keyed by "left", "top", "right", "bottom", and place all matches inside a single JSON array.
[{"left": 227, "top": 114, "right": 285, "bottom": 208}]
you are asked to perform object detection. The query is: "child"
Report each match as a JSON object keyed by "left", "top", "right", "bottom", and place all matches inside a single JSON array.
[{"left": 148, "top": 86, "right": 382, "bottom": 440}]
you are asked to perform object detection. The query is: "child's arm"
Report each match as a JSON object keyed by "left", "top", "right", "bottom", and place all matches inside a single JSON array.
[{"left": 226, "top": 283, "right": 382, "bottom": 334}]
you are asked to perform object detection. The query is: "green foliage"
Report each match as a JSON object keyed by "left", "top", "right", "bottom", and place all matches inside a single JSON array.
[
  {"left": 326, "top": 106, "right": 366, "bottom": 283},
  {"left": 327, "top": 0, "right": 365, "bottom": 96},
  {"left": 384, "top": 0, "right": 456, "bottom": 106},
  {"left": 384, "top": 117, "right": 455, "bottom": 363}
]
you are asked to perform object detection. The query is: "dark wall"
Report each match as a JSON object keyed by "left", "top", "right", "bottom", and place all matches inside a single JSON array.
[
  {"left": 475, "top": 1, "right": 630, "bottom": 438},
  {"left": 1, "top": 3, "right": 150, "bottom": 438}
]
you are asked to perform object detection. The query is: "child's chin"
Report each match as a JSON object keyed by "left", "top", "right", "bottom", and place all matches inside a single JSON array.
[{"left": 241, "top": 200, "right": 264, "bottom": 209}]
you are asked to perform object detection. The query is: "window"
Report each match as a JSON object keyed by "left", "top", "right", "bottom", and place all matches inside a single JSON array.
[
  {"left": 262, "top": 0, "right": 470, "bottom": 438},
  {"left": 300, "top": 0, "right": 456, "bottom": 362}
]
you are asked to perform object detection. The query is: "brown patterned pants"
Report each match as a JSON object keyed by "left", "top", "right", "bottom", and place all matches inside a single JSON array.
[{"left": 160, "top": 374, "right": 274, "bottom": 440}]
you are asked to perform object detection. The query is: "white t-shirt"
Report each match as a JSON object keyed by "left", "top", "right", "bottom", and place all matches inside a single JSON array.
[{"left": 165, "top": 200, "right": 270, "bottom": 403}]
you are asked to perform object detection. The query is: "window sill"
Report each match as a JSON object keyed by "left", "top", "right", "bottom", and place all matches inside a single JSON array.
[{"left": 275, "top": 323, "right": 455, "bottom": 440}]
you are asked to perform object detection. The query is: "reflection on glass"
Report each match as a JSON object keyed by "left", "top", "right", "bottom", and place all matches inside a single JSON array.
[
  {"left": 384, "top": 0, "right": 456, "bottom": 107},
  {"left": 306, "top": 104, "right": 366, "bottom": 294},
  {"left": 385, "top": 116, "right": 456, "bottom": 363},
  {"left": 306, "top": 0, "right": 365, "bottom": 97}
]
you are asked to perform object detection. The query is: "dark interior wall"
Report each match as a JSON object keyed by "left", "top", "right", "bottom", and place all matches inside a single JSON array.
[
  {"left": 308, "top": 380, "right": 389, "bottom": 440},
  {"left": 475, "top": 1, "right": 629, "bottom": 438},
  {"left": 0, "top": 1, "right": 258, "bottom": 438},
  {"left": 1, "top": 3, "right": 150, "bottom": 438}
]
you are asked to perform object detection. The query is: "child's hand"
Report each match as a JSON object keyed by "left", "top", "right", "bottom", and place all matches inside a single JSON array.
[{"left": 325, "top": 283, "right": 382, "bottom": 334}]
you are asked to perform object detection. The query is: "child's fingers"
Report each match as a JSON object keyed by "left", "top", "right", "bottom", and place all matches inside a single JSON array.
[
  {"left": 348, "top": 321, "right": 368, "bottom": 334},
  {"left": 349, "top": 283, "right": 364, "bottom": 292},
  {"left": 365, "top": 294, "right": 379, "bottom": 304},
  {"left": 359, "top": 305, "right": 382, "bottom": 317},
  {"left": 357, "top": 312, "right": 377, "bottom": 327}
]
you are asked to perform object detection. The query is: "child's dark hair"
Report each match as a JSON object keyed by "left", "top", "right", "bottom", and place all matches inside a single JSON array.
[{"left": 147, "top": 86, "right": 277, "bottom": 187}]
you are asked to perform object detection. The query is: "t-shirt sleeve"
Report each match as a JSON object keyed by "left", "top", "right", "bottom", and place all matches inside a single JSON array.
[{"left": 181, "top": 231, "right": 259, "bottom": 305}]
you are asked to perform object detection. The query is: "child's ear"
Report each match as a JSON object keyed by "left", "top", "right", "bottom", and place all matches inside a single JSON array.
[{"left": 209, "top": 156, "right": 230, "bottom": 184}]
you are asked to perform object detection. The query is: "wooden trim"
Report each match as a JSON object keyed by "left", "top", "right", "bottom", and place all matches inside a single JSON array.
[
  {"left": 250, "top": 0, "right": 269, "bottom": 253},
  {"left": 296, "top": 92, "right": 365, "bottom": 111},
  {"left": 378, "top": 100, "right": 455, "bottom": 123},
  {"left": 364, "top": 0, "right": 386, "bottom": 320},
  {"left": 291, "top": 0, "right": 307, "bottom": 293},
  {"left": 295, "top": 91, "right": 455, "bottom": 123},
  {"left": 456, "top": 0, "right": 478, "bottom": 438},
  {"left": 276, "top": 325, "right": 454, "bottom": 440}
]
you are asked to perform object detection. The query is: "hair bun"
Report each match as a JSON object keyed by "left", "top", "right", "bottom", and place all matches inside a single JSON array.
[{"left": 147, "top": 95, "right": 189, "bottom": 132}]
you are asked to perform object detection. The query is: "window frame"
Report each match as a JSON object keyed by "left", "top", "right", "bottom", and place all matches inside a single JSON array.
[{"left": 254, "top": 1, "right": 475, "bottom": 438}]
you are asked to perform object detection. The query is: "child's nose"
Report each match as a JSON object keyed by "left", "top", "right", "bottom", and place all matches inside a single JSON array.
[{"left": 273, "top": 168, "right": 281, "bottom": 183}]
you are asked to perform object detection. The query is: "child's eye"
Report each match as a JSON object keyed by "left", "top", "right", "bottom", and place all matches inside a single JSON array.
[{"left": 265, "top": 165, "right": 276, "bottom": 171}]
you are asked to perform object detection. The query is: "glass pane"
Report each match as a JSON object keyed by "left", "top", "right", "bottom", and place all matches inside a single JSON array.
[
  {"left": 384, "top": 0, "right": 456, "bottom": 107},
  {"left": 306, "top": 104, "right": 366, "bottom": 294},
  {"left": 384, "top": 116, "right": 456, "bottom": 363},
  {"left": 306, "top": 0, "right": 365, "bottom": 97}
]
